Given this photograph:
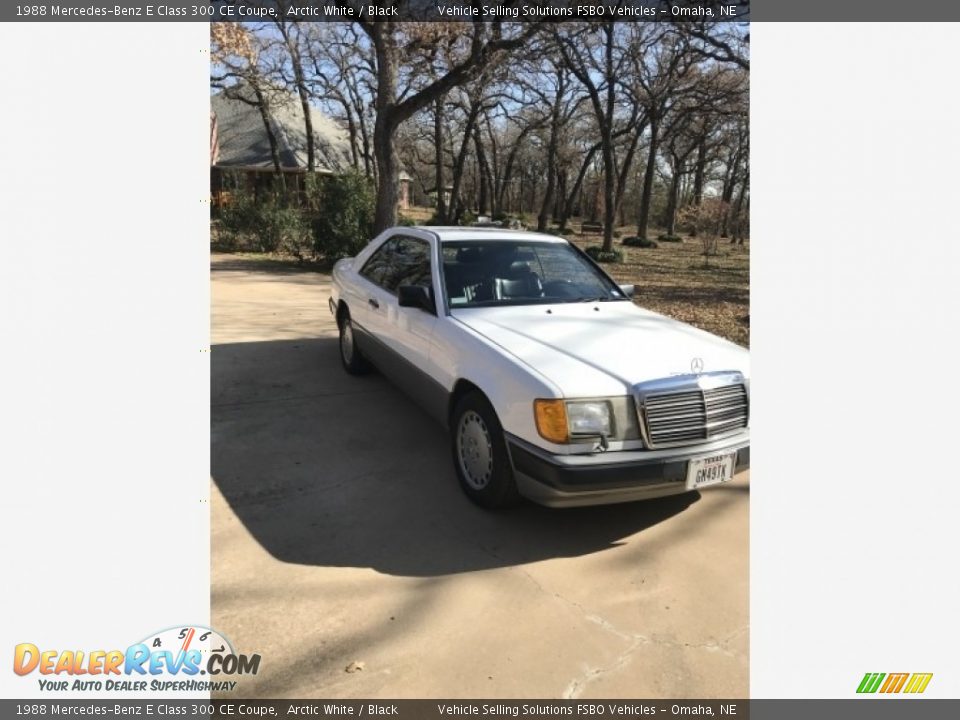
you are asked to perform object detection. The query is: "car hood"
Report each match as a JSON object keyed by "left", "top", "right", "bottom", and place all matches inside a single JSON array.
[{"left": 451, "top": 302, "right": 749, "bottom": 397}]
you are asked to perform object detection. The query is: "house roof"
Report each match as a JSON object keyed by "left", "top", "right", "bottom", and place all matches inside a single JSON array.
[{"left": 211, "top": 85, "right": 352, "bottom": 174}]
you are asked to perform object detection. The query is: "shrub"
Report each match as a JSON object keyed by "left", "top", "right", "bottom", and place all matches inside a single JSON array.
[
  {"left": 397, "top": 214, "right": 416, "bottom": 227},
  {"left": 585, "top": 246, "right": 623, "bottom": 263},
  {"left": 306, "top": 171, "right": 375, "bottom": 261},
  {"left": 622, "top": 236, "right": 658, "bottom": 249},
  {"left": 217, "top": 191, "right": 259, "bottom": 249},
  {"left": 677, "top": 199, "right": 728, "bottom": 266},
  {"left": 657, "top": 234, "right": 683, "bottom": 243},
  {"left": 218, "top": 188, "right": 309, "bottom": 255}
]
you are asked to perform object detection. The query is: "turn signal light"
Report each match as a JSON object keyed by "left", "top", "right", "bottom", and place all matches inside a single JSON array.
[{"left": 534, "top": 399, "right": 569, "bottom": 444}]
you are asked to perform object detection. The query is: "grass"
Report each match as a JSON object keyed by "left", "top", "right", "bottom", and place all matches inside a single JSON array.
[
  {"left": 400, "top": 206, "right": 435, "bottom": 223},
  {"left": 570, "top": 233, "right": 750, "bottom": 348}
]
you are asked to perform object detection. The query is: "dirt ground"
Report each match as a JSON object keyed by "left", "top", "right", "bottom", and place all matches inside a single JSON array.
[{"left": 210, "top": 252, "right": 749, "bottom": 699}]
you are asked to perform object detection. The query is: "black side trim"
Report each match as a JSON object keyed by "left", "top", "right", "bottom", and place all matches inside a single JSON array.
[{"left": 352, "top": 322, "right": 449, "bottom": 426}]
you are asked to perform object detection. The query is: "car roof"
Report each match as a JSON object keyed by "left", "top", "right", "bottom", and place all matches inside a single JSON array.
[{"left": 413, "top": 226, "right": 569, "bottom": 244}]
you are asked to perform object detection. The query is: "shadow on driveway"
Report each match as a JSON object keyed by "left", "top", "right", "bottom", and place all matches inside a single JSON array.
[{"left": 212, "top": 337, "right": 699, "bottom": 577}]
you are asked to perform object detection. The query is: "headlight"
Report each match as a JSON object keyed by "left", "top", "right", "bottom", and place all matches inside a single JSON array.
[
  {"left": 566, "top": 401, "right": 612, "bottom": 437},
  {"left": 534, "top": 399, "right": 615, "bottom": 444}
]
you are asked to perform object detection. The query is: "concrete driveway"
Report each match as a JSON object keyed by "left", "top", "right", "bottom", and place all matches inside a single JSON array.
[{"left": 210, "top": 253, "right": 749, "bottom": 699}]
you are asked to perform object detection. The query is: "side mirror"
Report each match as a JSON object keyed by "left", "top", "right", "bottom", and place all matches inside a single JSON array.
[
  {"left": 618, "top": 283, "right": 637, "bottom": 298},
  {"left": 398, "top": 285, "right": 435, "bottom": 314}
]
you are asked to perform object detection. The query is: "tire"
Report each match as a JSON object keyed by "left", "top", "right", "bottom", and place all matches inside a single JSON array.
[
  {"left": 338, "top": 309, "right": 370, "bottom": 375},
  {"left": 451, "top": 391, "right": 520, "bottom": 509}
]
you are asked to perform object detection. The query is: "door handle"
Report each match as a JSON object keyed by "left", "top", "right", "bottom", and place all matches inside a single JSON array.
[{"left": 368, "top": 298, "right": 380, "bottom": 310}]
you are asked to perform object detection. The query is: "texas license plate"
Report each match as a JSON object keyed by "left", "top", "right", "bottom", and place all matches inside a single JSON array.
[{"left": 686, "top": 451, "right": 737, "bottom": 490}]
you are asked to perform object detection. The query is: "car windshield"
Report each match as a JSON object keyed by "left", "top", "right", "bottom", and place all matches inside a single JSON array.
[{"left": 441, "top": 240, "right": 627, "bottom": 309}]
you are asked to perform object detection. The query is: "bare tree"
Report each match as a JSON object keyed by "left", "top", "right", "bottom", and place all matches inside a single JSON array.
[
  {"left": 301, "top": 23, "right": 377, "bottom": 177},
  {"left": 353, "top": 19, "right": 541, "bottom": 233},
  {"left": 557, "top": 23, "right": 650, "bottom": 250},
  {"left": 680, "top": 21, "right": 750, "bottom": 71},
  {"left": 210, "top": 23, "right": 286, "bottom": 185},
  {"left": 270, "top": 9, "right": 316, "bottom": 172},
  {"left": 634, "top": 28, "right": 699, "bottom": 241}
]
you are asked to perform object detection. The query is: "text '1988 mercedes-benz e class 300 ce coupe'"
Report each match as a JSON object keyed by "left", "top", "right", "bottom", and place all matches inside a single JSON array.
[{"left": 330, "top": 227, "right": 749, "bottom": 509}]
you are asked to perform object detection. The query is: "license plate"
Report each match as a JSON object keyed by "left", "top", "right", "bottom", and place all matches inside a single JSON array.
[{"left": 686, "top": 451, "right": 737, "bottom": 490}]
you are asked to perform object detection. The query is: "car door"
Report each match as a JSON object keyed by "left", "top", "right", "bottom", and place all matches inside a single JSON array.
[
  {"left": 356, "top": 234, "right": 445, "bottom": 420},
  {"left": 354, "top": 236, "right": 398, "bottom": 343}
]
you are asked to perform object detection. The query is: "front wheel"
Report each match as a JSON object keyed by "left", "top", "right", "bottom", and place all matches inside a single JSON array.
[
  {"left": 451, "top": 391, "right": 520, "bottom": 509},
  {"left": 338, "top": 310, "right": 370, "bottom": 375}
]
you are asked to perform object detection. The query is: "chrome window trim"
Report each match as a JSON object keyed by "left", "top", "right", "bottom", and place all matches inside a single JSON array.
[{"left": 633, "top": 371, "right": 749, "bottom": 450}]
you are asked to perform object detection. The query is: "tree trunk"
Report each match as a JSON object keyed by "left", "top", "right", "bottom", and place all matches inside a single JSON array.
[
  {"left": 448, "top": 98, "right": 482, "bottom": 225},
  {"left": 553, "top": 169, "right": 565, "bottom": 221},
  {"left": 560, "top": 143, "right": 600, "bottom": 231},
  {"left": 692, "top": 137, "right": 706, "bottom": 205},
  {"left": 665, "top": 167, "right": 681, "bottom": 237},
  {"left": 344, "top": 105, "right": 359, "bottom": 170},
  {"left": 601, "top": 135, "right": 616, "bottom": 251},
  {"left": 356, "top": 102, "right": 373, "bottom": 180},
  {"left": 253, "top": 88, "right": 285, "bottom": 192},
  {"left": 473, "top": 127, "right": 491, "bottom": 216},
  {"left": 371, "top": 27, "right": 399, "bottom": 234},
  {"left": 732, "top": 170, "right": 748, "bottom": 243},
  {"left": 434, "top": 96, "right": 446, "bottom": 221},
  {"left": 277, "top": 21, "right": 315, "bottom": 173},
  {"left": 637, "top": 118, "right": 659, "bottom": 240},
  {"left": 600, "top": 25, "right": 616, "bottom": 252},
  {"left": 496, "top": 123, "right": 537, "bottom": 216},
  {"left": 720, "top": 152, "right": 740, "bottom": 238},
  {"left": 538, "top": 110, "right": 560, "bottom": 232},
  {"left": 373, "top": 115, "right": 400, "bottom": 233},
  {"left": 613, "top": 123, "right": 643, "bottom": 229}
]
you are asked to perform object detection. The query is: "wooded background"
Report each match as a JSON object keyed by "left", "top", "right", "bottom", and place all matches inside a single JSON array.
[{"left": 211, "top": 19, "right": 749, "bottom": 251}]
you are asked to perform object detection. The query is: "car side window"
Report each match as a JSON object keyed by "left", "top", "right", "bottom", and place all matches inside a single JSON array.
[
  {"left": 386, "top": 237, "right": 432, "bottom": 293},
  {"left": 361, "top": 236, "right": 432, "bottom": 294},
  {"left": 359, "top": 238, "right": 399, "bottom": 289}
]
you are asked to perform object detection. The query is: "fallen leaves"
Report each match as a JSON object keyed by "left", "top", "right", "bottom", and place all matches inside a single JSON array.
[{"left": 572, "top": 236, "right": 750, "bottom": 347}]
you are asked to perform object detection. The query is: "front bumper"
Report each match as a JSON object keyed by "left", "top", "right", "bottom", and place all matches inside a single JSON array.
[{"left": 506, "top": 433, "right": 749, "bottom": 508}]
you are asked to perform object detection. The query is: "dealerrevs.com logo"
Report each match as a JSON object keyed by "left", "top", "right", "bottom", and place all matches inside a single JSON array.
[
  {"left": 857, "top": 672, "right": 933, "bottom": 694},
  {"left": 13, "top": 626, "right": 260, "bottom": 692}
]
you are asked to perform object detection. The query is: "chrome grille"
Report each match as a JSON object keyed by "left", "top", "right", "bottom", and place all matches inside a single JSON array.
[{"left": 641, "top": 382, "right": 748, "bottom": 448}]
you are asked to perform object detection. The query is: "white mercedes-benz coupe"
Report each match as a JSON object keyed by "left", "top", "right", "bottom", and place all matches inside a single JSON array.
[{"left": 330, "top": 226, "right": 749, "bottom": 509}]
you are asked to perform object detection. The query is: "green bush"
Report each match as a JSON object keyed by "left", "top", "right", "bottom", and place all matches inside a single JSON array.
[
  {"left": 657, "top": 234, "right": 683, "bottom": 243},
  {"left": 585, "top": 246, "right": 623, "bottom": 263},
  {"left": 218, "top": 189, "right": 310, "bottom": 255},
  {"left": 623, "top": 236, "right": 659, "bottom": 249},
  {"left": 306, "top": 171, "right": 375, "bottom": 261}
]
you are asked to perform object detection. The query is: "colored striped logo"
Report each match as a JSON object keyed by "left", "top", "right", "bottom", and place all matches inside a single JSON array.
[{"left": 857, "top": 672, "right": 933, "bottom": 694}]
